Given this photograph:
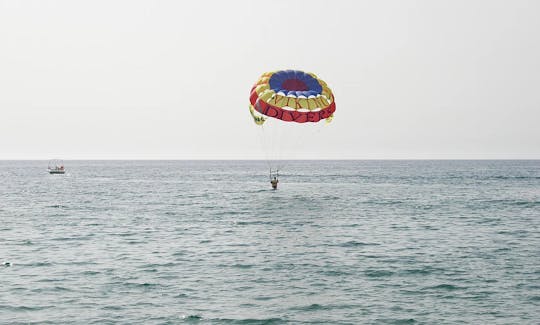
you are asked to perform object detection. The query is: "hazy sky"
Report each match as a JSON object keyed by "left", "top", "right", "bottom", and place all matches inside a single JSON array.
[{"left": 1, "top": 0, "right": 539, "bottom": 159}]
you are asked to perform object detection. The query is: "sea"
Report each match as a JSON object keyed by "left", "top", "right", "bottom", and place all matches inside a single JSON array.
[{"left": 0, "top": 160, "right": 539, "bottom": 324}]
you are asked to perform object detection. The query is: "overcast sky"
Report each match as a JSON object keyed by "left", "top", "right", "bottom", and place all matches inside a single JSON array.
[{"left": 1, "top": 0, "right": 539, "bottom": 159}]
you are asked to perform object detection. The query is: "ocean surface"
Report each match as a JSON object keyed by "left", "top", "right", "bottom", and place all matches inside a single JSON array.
[{"left": 0, "top": 160, "right": 539, "bottom": 324}]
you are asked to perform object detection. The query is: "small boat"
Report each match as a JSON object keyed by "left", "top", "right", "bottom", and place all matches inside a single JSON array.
[{"left": 48, "top": 159, "right": 66, "bottom": 174}]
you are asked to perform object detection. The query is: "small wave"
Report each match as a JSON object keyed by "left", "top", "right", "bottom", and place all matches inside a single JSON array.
[
  {"left": 231, "top": 263, "right": 253, "bottom": 269},
  {"left": 47, "top": 204, "right": 68, "bottom": 208},
  {"left": 31, "top": 262, "right": 53, "bottom": 267},
  {"left": 399, "top": 289, "right": 424, "bottom": 296},
  {"left": 402, "top": 266, "right": 441, "bottom": 275},
  {"left": 123, "top": 282, "right": 159, "bottom": 289},
  {"left": 290, "top": 303, "right": 325, "bottom": 311},
  {"left": 289, "top": 303, "right": 361, "bottom": 312},
  {"left": 115, "top": 232, "right": 135, "bottom": 237},
  {"left": 182, "top": 314, "right": 202, "bottom": 322},
  {"left": 0, "top": 304, "right": 53, "bottom": 312},
  {"left": 214, "top": 317, "right": 285, "bottom": 324},
  {"left": 375, "top": 318, "right": 416, "bottom": 324},
  {"left": 102, "top": 305, "right": 124, "bottom": 311},
  {"left": 478, "top": 199, "right": 540, "bottom": 207},
  {"left": 365, "top": 269, "right": 394, "bottom": 277},
  {"left": 490, "top": 175, "right": 540, "bottom": 180},
  {"left": 213, "top": 210, "right": 250, "bottom": 216},
  {"left": 52, "top": 236, "right": 92, "bottom": 241},
  {"left": 424, "top": 284, "right": 463, "bottom": 291},
  {"left": 253, "top": 296, "right": 274, "bottom": 301},
  {"left": 337, "top": 240, "right": 380, "bottom": 247},
  {"left": 235, "top": 220, "right": 276, "bottom": 226}
]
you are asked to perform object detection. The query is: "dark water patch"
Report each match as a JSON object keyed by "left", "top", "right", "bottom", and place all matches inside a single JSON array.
[
  {"left": 175, "top": 293, "right": 189, "bottom": 298},
  {"left": 212, "top": 210, "right": 250, "bottom": 216},
  {"left": 496, "top": 230, "right": 529, "bottom": 236},
  {"left": 253, "top": 296, "right": 275, "bottom": 301},
  {"left": 50, "top": 286, "right": 73, "bottom": 292},
  {"left": 102, "top": 305, "right": 124, "bottom": 311},
  {"left": 375, "top": 318, "right": 416, "bottom": 324},
  {"left": 235, "top": 220, "right": 277, "bottom": 226},
  {"left": 207, "top": 250, "right": 239, "bottom": 256},
  {"left": 226, "top": 243, "right": 250, "bottom": 247},
  {"left": 329, "top": 240, "right": 380, "bottom": 248},
  {"left": 144, "top": 262, "right": 177, "bottom": 268},
  {"left": 424, "top": 284, "right": 464, "bottom": 291},
  {"left": 365, "top": 199, "right": 405, "bottom": 206},
  {"left": 479, "top": 199, "right": 540, "bottom": 207},
  {"left": 123, "top": 282, "right": 159, "bottom": 289},
  {"left": 359, "top": 254, "right": 382, "bottom": 259},
  {"left": 47, "top": 204, "right": 68, "bottom": 209},
  {"left": 52, "top": 235, "right": 94, "bottom": 241},
  {"left": 231, "top": 263, "right": 254, "bottom": 269},
  {"left": 400, "top": 289, "right": 424, "bottom": 296},
  {"left": 365, "top": 269, "right": 394, "bottom": 278},
  {"left": 290, "top": 303, "right": 361, "bottom": 311},
  {"left": 270, "top": 263, "right": 296, "bottom": 271},
  {"left": 0, "top": 304, "right": 54, "bottom": 312},
  {"left": 115, "top": 232, "right": 136, "bottom": 237},
  {"left": 214, "top": 317, "right": 284, "bottom": 324},
  {"left": 291, "top": 303, "right": 325, "bottom": 311},
  {"left": 183, "top": 314, "right": 202, "bottom": 322},
  {"left": 27, "top": 262, "right": 54, "bottom": 267},
  {"left": 490, "top": 175, "right": 540, "bottom": 180}
]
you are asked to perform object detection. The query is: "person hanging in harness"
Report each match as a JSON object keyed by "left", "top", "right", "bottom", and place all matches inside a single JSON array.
[{"left": 270, "top": 169, "right": 279, "bottom": 190}]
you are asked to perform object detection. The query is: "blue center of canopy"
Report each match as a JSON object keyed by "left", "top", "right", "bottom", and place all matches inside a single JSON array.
[{"left": 269, "top": 70, "right": 323, "bottom": 97}]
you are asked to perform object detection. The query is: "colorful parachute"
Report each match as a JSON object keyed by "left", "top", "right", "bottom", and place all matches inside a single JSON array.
[{"left": 249, "top": 70, "right": 335, "bottom": 124}]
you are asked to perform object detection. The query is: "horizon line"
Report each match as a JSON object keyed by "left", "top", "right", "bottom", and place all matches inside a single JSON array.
[{"left": 1, "top": 158, "right": 539, "bottom": 161}]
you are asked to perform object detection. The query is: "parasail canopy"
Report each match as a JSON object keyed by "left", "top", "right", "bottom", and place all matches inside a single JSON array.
[{"left": 249, "top": 70, "right": 335, "bottom": 124}]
